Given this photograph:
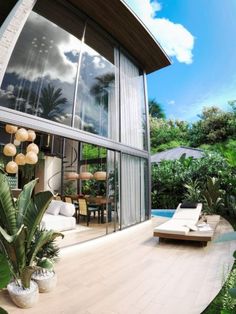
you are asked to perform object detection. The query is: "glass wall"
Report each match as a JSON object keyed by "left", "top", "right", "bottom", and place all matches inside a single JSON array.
[
  {"left": 121, "top": 154, "right": 148, "bottom": 228},
  {"left": 75, "top": 24, "right": 119, "bottom": 140},
  {"left": 120, "top": 52, "right": 147, "bottom": 150},
  {"left": 0, "top": 6, "right": 148, "bottom": 149},
  {"left": 0, "top": 11, "right": 81, "bottom": 126}
]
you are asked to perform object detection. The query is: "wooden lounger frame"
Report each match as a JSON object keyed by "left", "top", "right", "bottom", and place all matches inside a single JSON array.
[{"left": 154, "top": 215, "right": 220, "bottom": 246}]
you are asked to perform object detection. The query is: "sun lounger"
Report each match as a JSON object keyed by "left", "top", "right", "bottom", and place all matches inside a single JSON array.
[{"left": 153, "top": 203, "right": 220, "bottom": 245}]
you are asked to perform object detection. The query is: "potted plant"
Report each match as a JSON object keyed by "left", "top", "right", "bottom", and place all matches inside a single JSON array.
[
  {"left": 0, "top": 168, "right": 63, "bottom": 308},
  {"left": 31, "top": 232, "right": 59, "bottom": 293}
]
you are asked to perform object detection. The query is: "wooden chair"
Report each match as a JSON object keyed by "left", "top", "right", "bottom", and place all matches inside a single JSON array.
[
  {"left": 64, "top": 196, "right": 73, "bottom": 203},
  {"left": 78, "top": 198, "right": 100, "bottom": 226}
]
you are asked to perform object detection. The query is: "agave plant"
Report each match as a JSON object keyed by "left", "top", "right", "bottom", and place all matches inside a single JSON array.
[
  {"left": 0, "top": 168, "right": 63, "bottom": 289},
  {"left": 202, "top": 176, "right": 225, "bottom": 214}
]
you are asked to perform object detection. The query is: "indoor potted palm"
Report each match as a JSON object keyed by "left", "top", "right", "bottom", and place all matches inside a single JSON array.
[{"left": 0, "top": 168, "right": 63, "bottom": 308}]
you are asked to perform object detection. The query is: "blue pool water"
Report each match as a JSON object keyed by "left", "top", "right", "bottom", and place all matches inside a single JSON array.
[{"left": 151, "top": 209, "right": 175, "bottom": 218}]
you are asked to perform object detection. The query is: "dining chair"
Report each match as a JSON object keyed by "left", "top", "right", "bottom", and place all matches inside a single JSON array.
[
  {"left": 78, "top": 198, "right": 100, "bottom": 226},
  {"left": 64, "top": 196, "right": 73, "bottom": 203}
]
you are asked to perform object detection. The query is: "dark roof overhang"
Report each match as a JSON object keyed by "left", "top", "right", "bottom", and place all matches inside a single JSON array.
[{"left": 67, "top": 0, "right": 171, "bottom": 73}]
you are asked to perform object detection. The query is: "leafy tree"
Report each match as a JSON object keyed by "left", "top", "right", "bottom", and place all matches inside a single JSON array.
[
  {"left": 148, "top": 99, "right": 166, "bottom": 119},
  {"left": 189, "top": 106, "right": 235, "bottom": 146},
  {"left": 150, "top": 117, "right": 189, "bottom": 153}
]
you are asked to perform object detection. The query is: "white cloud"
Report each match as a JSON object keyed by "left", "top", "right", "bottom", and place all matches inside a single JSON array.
[
  {"left": 125, "top": 0, "right": 195, "bottom": 64},
  {"left": 167, "top": 100, "right": 175, "bottom": 105}
]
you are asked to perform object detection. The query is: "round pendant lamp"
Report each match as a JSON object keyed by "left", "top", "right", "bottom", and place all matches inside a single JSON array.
[
  {"left": 27, "top": 130, "right": 36, "bottom": 142},
  {"left": 15, "top": 128, "right": 28, "bottom": 142},
  {"left": 93, "top": 171, "right": 107, "bottom": 181},
  {"left": 6, "top": 161, "right": 18, "bottom": 174},
  {"left": 15, "top": 153, "right": 26, "bottom": 166},
  {"left": 5, "top": 124, "right": 18, "bottom": 134},
  {"left": 3, "top": 143, "right": 17, "bottom": 157},
  {"left": 27, "top": 143, "right": 39, "bottom": 154},
  {"left": 79, "top": 171, "right": 93, "bottom": 180},
  {"left": 64, "top": 172, "right": 79, "bottom": 180},
  {"left": 25, "top": 151, "right": 38, "bottom": 164},
  {"left": 13, "top": 139, "right": 21, "bottom": 146}
]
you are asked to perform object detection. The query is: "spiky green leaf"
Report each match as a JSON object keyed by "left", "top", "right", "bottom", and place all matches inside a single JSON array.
[
  {"left": 0, "top": 170, "right": 17, "bottom": 234},
  {"left": 0, "top": 252, "right": 11, "bottom": 288},
  {"left": 23, "top": 191, "right": 53, "bottom": 249},
  {"left": 16, "top": 178, "right": 38, "bottom": 227},
  {"left": 28, "top": 230, "right": 63, "bottom": 265}
]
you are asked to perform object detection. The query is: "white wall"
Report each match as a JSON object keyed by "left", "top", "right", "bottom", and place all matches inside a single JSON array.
[{"left": 0, "top": 0, "right": 36, "bottom": 85}]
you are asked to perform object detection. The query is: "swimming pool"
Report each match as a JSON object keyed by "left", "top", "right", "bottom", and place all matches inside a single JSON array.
[{"left": 151, "top": 209, "right": 175, "bottom": 218}]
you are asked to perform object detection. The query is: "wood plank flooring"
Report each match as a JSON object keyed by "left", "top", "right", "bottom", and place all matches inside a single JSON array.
[{"left": 0, "top": 217, "right": 234, "bottom": 314}]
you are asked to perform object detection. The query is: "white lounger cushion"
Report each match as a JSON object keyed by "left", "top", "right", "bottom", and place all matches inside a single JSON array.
[
  {"left": 154, "top": 203, "right": 203, "bottom": 236},
  {"left": 154, "top": 219, "right": 194, "bottom": 235},
  {"left": 172, "top": 203, "right": 202, "bottom": 224}
]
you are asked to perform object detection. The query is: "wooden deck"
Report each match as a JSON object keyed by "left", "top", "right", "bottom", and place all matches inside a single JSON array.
[{"left": 0, "top": 216, "right": 235, "bottom": 314}]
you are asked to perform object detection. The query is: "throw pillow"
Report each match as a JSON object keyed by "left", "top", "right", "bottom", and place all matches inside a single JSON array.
[
  {"left": 60, "top": 202, "right": 75, "bottom": 217},
  {"left": 46, "top": 200, "right": 63, "bottom": 215}
]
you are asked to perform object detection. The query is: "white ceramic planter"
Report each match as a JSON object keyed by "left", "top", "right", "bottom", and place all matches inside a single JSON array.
[
  {"left": 32, "top": 271, "right": 57, "bottom": 293},
  {"left": 7, "top": 280, "right": 39, "bottom": 308}
]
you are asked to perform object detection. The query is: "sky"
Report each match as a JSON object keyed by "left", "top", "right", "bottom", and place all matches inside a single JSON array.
[{"left": 125, "top": 0, "right": 236, "bottom": 122}]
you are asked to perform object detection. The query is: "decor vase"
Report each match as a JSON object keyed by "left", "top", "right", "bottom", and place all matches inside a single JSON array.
[{"left": 7, "top": 280, "right": 39, "bottom": 308}]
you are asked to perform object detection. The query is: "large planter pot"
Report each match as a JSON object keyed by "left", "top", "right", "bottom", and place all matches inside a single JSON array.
[
  {"left": 32, "top": 271, "right": 57, "bottom": 293},
  {"left": 7, "top": 280, "right": 39, "bottom": 308}
]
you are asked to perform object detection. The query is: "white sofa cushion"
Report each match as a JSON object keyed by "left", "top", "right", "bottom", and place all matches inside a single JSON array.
[
  {"left": 60, "top": 202, "right": 75, "bottom": 217},
  {"left": 46, "top": 200, "right": 63, "bottom": 215},
  {"left": 41, "top": 213, "right": 76, "bottom": 232}
]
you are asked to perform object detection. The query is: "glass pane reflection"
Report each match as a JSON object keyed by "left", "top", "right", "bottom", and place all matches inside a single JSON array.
[{"left": 0, "top": 11, "right": 81, "bottom": 126}]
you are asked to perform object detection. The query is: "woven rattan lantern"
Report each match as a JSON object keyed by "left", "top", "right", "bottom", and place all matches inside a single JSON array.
[
  {"left": 27, "top": 130, "right": 36, "bottom": 142},
  {"left": 79, "top": 172, "right": 93, "bottom": 180},
  {"left": 93, "top": 171, "right": 107, "bottom": 181},
  {"left": 13, "top": 139, "right": 21, "bottom": 146},
  {"left": 26, "top": 143, "right": 39, "bottom": 154},
  {"left": 25, "top": 151, "right": 38, "bottom": 164},
  {"left": 15, "top": 153, "right": 26, "bottom": 166},
  {"left": 5, "top": 124, "right": 18, "bottom": 134},
  {"left": 15, "top": 128, "right": 28, "bottom": 142},
  {"left": 6, "top": 161, "right": 18, "bottom": 174},
  {"left": 3, "top": 143, "right": 16, "bottom": 157},
  {"left": 64, "top": 172, "right": 79, "bottom": 180}
]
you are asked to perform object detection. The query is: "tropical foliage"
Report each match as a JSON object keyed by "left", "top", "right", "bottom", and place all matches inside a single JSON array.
[
  {"left": 151, "top": 152, "right": 231, "bottom": 209},
  {"left": 0, "top": 168, "right": 63, "bottom": 289}
]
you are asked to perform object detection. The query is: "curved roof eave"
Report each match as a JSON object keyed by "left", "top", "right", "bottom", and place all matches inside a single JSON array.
[{"left": 68, "top": 0, "right": 171, "bottom": 73}]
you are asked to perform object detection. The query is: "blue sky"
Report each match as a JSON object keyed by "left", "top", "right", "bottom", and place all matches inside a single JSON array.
[{"left": 125, "top": 0, "right": 236, "bottom": 122}]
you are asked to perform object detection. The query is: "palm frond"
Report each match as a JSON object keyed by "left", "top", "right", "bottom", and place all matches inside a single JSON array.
[{"left": 0, "top": 170, "right": 17, "bottom": 234}]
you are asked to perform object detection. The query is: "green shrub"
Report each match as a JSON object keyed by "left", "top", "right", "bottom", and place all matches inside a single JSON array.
[{"left": 152, "top": 152, "right": 231, "bottom": 209}]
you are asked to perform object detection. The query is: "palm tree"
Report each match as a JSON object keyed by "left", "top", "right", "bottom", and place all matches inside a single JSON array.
[
  {"left": 39, "top": 84, "right": 67, "bottom": 119},
  {"left": 148, "top": 99, "right": 166, "bottom": 119}
]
